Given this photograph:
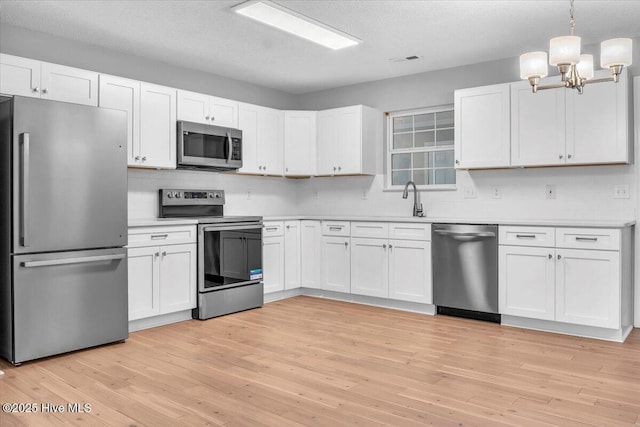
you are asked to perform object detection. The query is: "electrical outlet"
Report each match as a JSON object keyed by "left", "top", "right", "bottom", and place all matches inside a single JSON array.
[
  {"left": 463, "top": 186, "right": 477, "bottom": 199},
  {"left": 361, "top": 189, "right": 369, "bottom": 200},
  {"left": 491, "top": 186, "right": 502, "bottom": 199},
  {"left": 614, "top": 184, "right": 630, "bottom": 199},
  {"left": 313, "top": 191, "right": 319, "bottom": 200},
  {"left": 545, "top": 185, "right": 556, "bottom": 199},
  {"left": 247, "top": 190, "right": 252, "bottom": 200}
]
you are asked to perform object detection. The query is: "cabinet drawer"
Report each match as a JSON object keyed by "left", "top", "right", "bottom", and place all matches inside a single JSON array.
[
  {"left": 263, "top": 221, "right": 284, "bottom": 237},
  {"left": 351, "top": 222, "right": 388, "bottom": 238},
  {"left": 322, "top": 221, "right": 350, "bottom": 236},
  {"left": 389, "top": 223, "right": 431, "bottom": 241},
  {"left": 556, "top": 228, "right": 620, "bottom": 251},
  {"left": 128, "top": 225, "right": 196, "bottom": 248},
  {"left": 499, "top": 226, "right": 555, "bottom": 247}
]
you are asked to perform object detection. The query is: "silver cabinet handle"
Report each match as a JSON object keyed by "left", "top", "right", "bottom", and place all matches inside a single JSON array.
[
  {"left": 557, "top": 254, "right": 562, "bottom": 260},
  {"left": 155, "top": 252, "right": 160, "bottom": 258},
  {"left": 22, "top": 253, "right": 125, "bottom": 268},
  {"left": 329, "top": 226, "right": 343, "bottom": 231},
  {"left": 42, "top": 88, "right": 48, "bottom": 94},
  {"left": 135, "top": 155, "right": 140, "bottom": 161},
  {"left": 205, "top": 116, "right": 210, "bottom": 120},
  {"left": 455, "top": 160, "right": 460, "bottom": 165},
  {"left": 286, "top": 225, "right": 290, "bottom": 230},
  {"left": 150, "top": 234, "right": 168, "bottom": 240},
  {"left": 382, "top": 244, "right": 387, "bottom": 249},
  {"left": 32, "top": 87, "right": 39, "bottom": 93},
  {"left": 389, "top": 244, "right": 393, "bottom": 249},
  {"left": 226, "top": 132, "right": 232, "bottom": 164},
  {"left": 162, "top": 251, "right": 167, "bottom": 257},
  {"left": 516, "top": 234, "right": 536, "bottom": 239},
  {"left": 142, "top": 156, "right": 147, "bottom": 161},
  {"left": 265, "top": 227, "right": 278, "bottom": 231},
  {"left": 559, "top": 154, "right": 564, "bottom": 159},
  {"left": 20, "top": 133, "right": 30, "bottom": 247},
  {"left": 575, "top": 237, "right": 598, "bottom": 242},
  {"left": 344, "top": 241, "right": 348, "bottom": 247},
  {"left": 548, "top": 253, "right": 552, "bottom": 259},
  {"left": 211, "top": 116, "right": 215, "bottom": 121},
  {"left": 337, "top": 166, "right": 342, "bottom": 171},
  {"left": 285, "top": 168, "right": 289, "bottom": 172},
  {"left": 567, "top": 154, "right": 572, "bottom": 159}
]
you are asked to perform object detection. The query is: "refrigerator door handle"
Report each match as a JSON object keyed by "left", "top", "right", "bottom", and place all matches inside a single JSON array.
[
  {"left": 20, "top": 132, "right": 30, "bottom": 247},
  {"left": 21, "top": 253, "right": 126, "bottom": 268}
]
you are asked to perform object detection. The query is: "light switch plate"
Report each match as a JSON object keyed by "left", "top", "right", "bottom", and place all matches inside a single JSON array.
[
  {"left": 491, "top": 186, "right": 501, "bottom": 199},
  {"left": 463, "top": 186, "right": 477, "bottom": 199},
  {"left": 614, "top": 184, "right": 630, "bottom": 199},
  {"left": 546, "top": 185, "right": 556, "bottom": 199}
]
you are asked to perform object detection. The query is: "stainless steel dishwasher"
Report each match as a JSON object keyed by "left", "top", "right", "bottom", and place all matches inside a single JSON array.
[{"left": 432, "top": 224, "right": 500, "bottom": 322}]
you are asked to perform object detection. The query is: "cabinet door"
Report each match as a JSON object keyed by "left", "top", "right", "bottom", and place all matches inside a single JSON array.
[
  {"left": 140, "top": 82, "right": 176, "bottom": 169},
  {"left": 284, "top": 111, "right": 317, "bottom": 176},
  {"left": 40, "top": 62, "right": 98, "bottom": 106},
  {"left": 99, "top": 75, "right": 141, "bottom": 166},
  {"left": 335, "top": 106, "right": 362, "bottom": 174},
  {"left": 556, "top": 249, "right": 620, "bottom": 329},
  {"left": 316, "top": 110, "right": 336, "bottom": 175},
  {"left": 258, "top": 106, "right": 284, "bottom": 175},
  {"left": 128, "top": 246, "right": 160, "bottom": 321},
  {"left": 351, "top": 237, "right": 388, "bottom": 298},
  {"left": 263, "top": 236, "right": 285, "bottom": 294},
  {"left": 566, "top": 70, "right": 629, "bottom": 164},
  {"left": 321, "top": 236, "right": 351, "bottom": 293},
  {"left": 177, "top": 90, "right": 209, "bottom": 124},
  {"left": 498, "top": 246, "right": 555, "bottom": 320},
  {"left": 300, "top": 220, "right": 322, "bottom": 289},
  {"left": 454, "top": 83, "right": 510, "bottom": 168},
  {"left": 238, "top": 103, "right": 260, "bottom": 174},
  {"left": 159, "top": 243, "right": 197, "bottom": 313},
  {"left": 0, "top": 53, "right": 41, "bottom": 98},
  {"left": 210, "top": 96, "right": 239, "bottom": 128},
  {"left": 388, "top": 239, "right": 432, "bottom": 304},
  {"left": 511, "top": 80, "right": 566, "bottom": 166},
  {"left": 284, "top": 221, "right": 301, "bottom": 290}
]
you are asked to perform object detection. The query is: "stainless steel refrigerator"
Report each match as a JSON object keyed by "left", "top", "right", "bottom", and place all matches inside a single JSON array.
[{"left": 0, "top": 95, "right": 129, "bottom": 365}]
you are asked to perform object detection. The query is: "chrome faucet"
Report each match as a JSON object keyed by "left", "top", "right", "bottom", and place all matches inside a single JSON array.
[{"left": 402, "top": 181, "right": 424, "bottom": 217}]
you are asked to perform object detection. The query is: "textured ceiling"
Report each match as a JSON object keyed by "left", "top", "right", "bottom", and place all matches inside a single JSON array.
[{"left": 1, "top": 0, "right": 639, "bottom": 94}]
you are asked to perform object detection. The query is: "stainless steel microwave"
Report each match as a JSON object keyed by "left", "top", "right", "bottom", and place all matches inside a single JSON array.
[{"left": 177, "top": 121, "right": 242, "bottom": 171}]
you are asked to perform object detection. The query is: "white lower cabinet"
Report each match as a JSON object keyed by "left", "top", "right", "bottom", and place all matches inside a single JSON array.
[
  {"left": 388, "top": 239, "right": 432, "bottom": 304},
  {"left": 300, "top": 220, "right": 322, "bottom": 289},
  {"left": 284, "top": 221, "right": 301, "bottom": 290},
  {"left": 127, "top": 243, "right": 196, "bottom": 321},
  {"left": 351, "top": 237, "right": 388, "bottom": 298},
  {"left": 263, "top": 221, "right": 285, "bottom": 294},
  {"left": 321, "top": 236, "right": 351, "bottom": 293},
  {"left": 499, "top": 226, "right": 627, "bottom": 330},
  {"left": 127, "top": 226, "right": 197, "bottom": 323}
]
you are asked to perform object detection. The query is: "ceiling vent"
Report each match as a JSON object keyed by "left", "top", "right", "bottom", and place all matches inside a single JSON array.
[{"left": 389, "top": 55, "right": 423, "bottom": 63}]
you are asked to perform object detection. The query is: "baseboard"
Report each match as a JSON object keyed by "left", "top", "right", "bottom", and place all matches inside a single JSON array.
[
  {"left": 502, "top": 315, "right": 631, "bottom": 342},
  {"left": 128, "top": 310, "right": 193, "bottom": 332}
]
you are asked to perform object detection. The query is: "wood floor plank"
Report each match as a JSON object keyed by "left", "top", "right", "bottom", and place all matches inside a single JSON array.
[{"left": 1, "top": 295, "right": 639, "bottom": 426}]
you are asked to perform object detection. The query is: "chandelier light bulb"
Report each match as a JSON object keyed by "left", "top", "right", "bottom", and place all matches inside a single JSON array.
[
  {"left": 576, "top": 54, "right": 594, "bottom": 80},
  {"left": 600, "top": 38, "right": 633, "bottom": 68},
  {"left": 520, "top": 51, "right": 549, "bottom": 79},
  {"left": 549, "top": 36, "right": 581, "bottom": 66}
]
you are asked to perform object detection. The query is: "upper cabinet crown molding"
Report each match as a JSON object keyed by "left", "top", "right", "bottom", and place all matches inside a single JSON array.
[
  {"left": 1, "top": 53, "right": 98, "bottom": 106},
  {"left": 177, "top": 89, "right": 238, "bottom": 128}
]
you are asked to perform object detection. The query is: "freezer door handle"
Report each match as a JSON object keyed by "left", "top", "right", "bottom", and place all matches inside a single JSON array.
[
  {"left": 21, "top": 253, "right": 126, "bottom": 268},
  {"left": 20, "top": 132, "right": 30, "bottom": 247}
]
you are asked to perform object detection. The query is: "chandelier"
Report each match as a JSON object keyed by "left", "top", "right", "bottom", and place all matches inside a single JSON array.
[{"left": 519, "top": 0, "right": 632, "bottom": 94}]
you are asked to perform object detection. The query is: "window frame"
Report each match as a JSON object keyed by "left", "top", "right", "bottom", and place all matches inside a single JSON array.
[{"left": 385, "top": 105, "right": 457, "bottom": 191}]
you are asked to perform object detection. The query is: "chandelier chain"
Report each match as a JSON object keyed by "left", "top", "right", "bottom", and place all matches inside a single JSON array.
[{"left": 569, "top": 0, "right": 575, "bottom": 36}]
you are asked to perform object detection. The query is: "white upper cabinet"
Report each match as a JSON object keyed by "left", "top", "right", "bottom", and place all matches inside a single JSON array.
[
  {"left": 454, "top": 83, "right": 511, "bottom": 169},
  {"left": 0, "top": 54, "right": 98, "bottom": 106},
  {"left": 566, "top": 69, "right": 630, "bottom": 165},
  {"left": 238, "top": 102, "right": 283, "bottom": 175},
  {"left": 177, "top": 90, "right": 238, "bottom": 128},
  {"left": 316, "top": 105, "right": 380, "bottom": 176},
  {"left": 511, "top": 79, "right": 566, "bottom": 166},
  {"left": 99, "top": 74, "right": 141, "bottom": 167},
  {"left": 284, "top": 110, "right": 317, "bottom": 176},
  {"left": 139, "top": 82, "right": 177, "bottom": 169}
]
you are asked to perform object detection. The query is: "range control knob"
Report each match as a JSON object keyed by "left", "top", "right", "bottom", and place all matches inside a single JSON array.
[
  {"left": 167, "top": 192, "right": 173, "bottom": 198},
  {"left": 175, "top": 192, "right": 182, "bottom": 198},
  {"left": 215, "top": 193, "right": 221, "bottom": 198}
]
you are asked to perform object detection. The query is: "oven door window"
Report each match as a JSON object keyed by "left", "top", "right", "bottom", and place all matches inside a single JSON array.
[
  {"left": 203, "top": 228, "right": 262, "bottom": 289},
  {"left": 183, "top": 132, "right": 227, "bottom": 159}
]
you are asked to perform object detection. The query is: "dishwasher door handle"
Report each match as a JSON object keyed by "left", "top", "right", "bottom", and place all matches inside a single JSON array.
[{"left": 434, "top": 230, "right": 496, "bottom": 238}]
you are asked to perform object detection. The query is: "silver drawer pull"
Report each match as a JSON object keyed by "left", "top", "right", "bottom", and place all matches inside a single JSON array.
[
  {"left": 575, "top": 237, "right": 598, "bottom": 242},
  {"left": 22, "top": 254, "right": 125, "bottom": 268},
  {"left": 329, "top": 226, "right": 343, "bottom": 231},
  {"left": 516, "top": 234, "right": 536, "bottom": 239},
  {"left": 150, "top": 234, "right": 168, "bottom": 239},
  {"left": 265, "top": 227, "right": 278, "bottom": 231}
]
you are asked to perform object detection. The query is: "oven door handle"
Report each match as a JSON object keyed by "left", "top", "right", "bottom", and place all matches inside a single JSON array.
[{"left": 201, "top": 224, "right": 263, "bottom": 232}]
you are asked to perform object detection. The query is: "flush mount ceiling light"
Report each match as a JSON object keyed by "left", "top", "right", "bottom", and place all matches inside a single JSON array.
[
  {"left": 519, "top": 0, "right": 632, "bottom": 94},
  {"left": 232, "top": 0, "right": 360, "bottom": 50}
]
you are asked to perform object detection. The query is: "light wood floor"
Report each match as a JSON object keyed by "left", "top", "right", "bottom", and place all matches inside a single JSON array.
[{"left": 1, "top": 296, "right": 640, "bottom": 426}]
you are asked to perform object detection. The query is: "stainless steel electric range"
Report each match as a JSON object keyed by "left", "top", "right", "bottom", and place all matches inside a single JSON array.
[{"left": 159, "top": 189, "right": 263, "bottom": 320}]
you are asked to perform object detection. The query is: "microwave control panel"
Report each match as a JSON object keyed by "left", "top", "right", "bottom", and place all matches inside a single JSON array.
[{"left": 231, "top": 138, "right": 241, "bottom": 160}]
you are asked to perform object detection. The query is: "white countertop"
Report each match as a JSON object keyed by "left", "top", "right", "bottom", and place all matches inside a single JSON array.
[{"left": 262, "top": 215, "right": 635, "bottom": 228}]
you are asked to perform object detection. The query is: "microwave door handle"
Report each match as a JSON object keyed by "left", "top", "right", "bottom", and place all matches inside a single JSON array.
[{"left": 226, "top": 132, "right": 232, "bottom": 164}]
